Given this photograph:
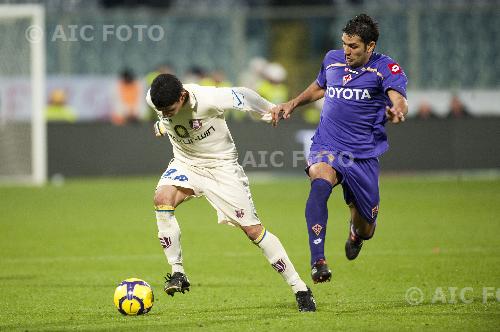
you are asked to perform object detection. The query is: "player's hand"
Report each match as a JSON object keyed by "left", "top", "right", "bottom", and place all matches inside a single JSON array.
[
  {"left": 260, "top": 112, "right": 273, "bottom": 123},
  {"left": 154, "top": 120, "right": 167, "bottom": 137},
  {"left": 385, "top": 106, "right": 406, "bottom": 124},
  {"left": 271, "top": 101, "right": 295, "bottom": 127}
]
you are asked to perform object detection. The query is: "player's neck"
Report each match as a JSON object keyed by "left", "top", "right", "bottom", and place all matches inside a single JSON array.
[
  {"left": 362, "top": 52, "right": 375, "bottom": 67},
  {"left": 352, "top": 52, "right": 374, "bottom": 69}
]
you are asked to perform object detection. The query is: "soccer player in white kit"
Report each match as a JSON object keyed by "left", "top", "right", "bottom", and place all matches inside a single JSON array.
[{"left": 146, "top": 74, "right": 316, "bottom": 312}]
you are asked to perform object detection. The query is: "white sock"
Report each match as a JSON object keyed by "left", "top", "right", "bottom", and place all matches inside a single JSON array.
[
  {"left": 254, "top": 228, "right": 308, "bottom": 293},
  {"left": 155, "top": 205, "right": 184, "bottom": 274}
]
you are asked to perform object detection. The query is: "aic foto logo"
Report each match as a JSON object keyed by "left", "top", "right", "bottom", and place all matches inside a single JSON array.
[{"left": 405, "top": 286, "right": 500, "bottom": 305}]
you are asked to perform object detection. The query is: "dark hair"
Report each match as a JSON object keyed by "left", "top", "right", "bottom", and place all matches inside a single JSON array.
[
  {"left": 342, "top": 14, "right": 379, "bottom": 45},
  {"left": 150, "top": 74, "right": 183, "bottom": 108}
]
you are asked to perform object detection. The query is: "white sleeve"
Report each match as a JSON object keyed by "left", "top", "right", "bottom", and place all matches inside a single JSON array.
[{"left": 214, "top": 87, "right": 275, "bottom": 122}]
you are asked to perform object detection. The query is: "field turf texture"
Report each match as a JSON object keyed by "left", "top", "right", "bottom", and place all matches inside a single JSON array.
[{"left": 1, "top": 175, "right": 499, "bottom": 331}]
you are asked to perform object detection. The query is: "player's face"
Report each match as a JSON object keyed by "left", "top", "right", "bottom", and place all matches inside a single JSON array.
[
  {"left": 159, "top": 91, "right": 188, "bottom": 118},
  {"left": 342, "top": 33, "right": 375, "bottom": 68}
]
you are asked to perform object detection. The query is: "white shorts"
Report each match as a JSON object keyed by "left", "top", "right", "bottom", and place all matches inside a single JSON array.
[{"left": 156, "top": 158, "right": 261, "bottom": 227}]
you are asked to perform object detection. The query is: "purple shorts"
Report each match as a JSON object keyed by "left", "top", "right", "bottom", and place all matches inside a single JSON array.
[{"left": 307, "top": 147, "right": 380, "bottom": 223}]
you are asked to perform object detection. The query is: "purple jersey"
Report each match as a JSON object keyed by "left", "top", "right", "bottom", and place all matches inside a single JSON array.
[{"left": 314, "top": 50, "right": 408, "bottom": 158}]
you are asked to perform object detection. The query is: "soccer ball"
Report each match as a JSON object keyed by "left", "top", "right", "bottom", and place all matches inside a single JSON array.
[{"left": 113, "top": 278, "right": 154, "bottom": 315}]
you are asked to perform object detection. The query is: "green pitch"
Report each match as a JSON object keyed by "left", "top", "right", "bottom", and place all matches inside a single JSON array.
[{"left": 1, "top": 175, "right": 499, "bottom": 331}]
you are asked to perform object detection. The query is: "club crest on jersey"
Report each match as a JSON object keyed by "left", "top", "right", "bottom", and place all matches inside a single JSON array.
[
  {"left": 343, "top": 74, "right": 352, "bottom": 85},
  {"left": 371, "top": 205, "right": 379, "bottom": 219},
  {"left": 388, "top": 63, "right": 402, "bottom": 74},
  {"left": 189, "top": 119, "right": 203, "bottom": 130},
  {"left": 312, "top": 224, "right": 323, "bottom": 236}
]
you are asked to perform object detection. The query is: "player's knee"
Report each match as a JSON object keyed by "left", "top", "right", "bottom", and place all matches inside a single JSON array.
[
  {"left": 242, "top": 224, "right": 264, "bottom": 242},
  {"left": 308, "top": 163, "right": 338, "bottom": 185},
  {"left": 153, "top": 187, "right": 175, "bottom": 207}
]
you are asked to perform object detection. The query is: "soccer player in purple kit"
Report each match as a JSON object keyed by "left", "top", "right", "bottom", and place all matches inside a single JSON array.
[{"left": 271, "top": 14, "right": 408, "bottom": 283}]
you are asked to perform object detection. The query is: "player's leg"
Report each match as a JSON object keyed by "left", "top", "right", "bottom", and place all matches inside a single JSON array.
[
  {"left": 342, "top": 158, "right": 380, "bottom": 260},
  {"left": 241, "top": 224, "right": 315, "bottom": 312},
  {"left": 154, "top": 184, "right": 193, "bottom": 273},
  {"left": 350, "top": 203, "right": 376, "bottom": 239},
  {"left": 202, "top": 164, "right": 316, "bottom": 311},
  {"left": 243, "top": 224, "right": 309, "bottom": 292},
  {"left": 154, "top": 184, "right": 194, "bottom": 295},
  {"left": 306, "top": 162, "right": 339, "bottom": 283},
  {"left": 154, "top": 161, "right": 199, "bottom": 296},
  {"left": 345, "top": 203, "right": 377, "bottom": 260}
]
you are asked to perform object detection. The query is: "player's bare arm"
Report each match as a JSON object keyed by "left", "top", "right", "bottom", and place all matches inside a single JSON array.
[
  {"left": 271, "top": 81, "right": 325, "bottom": 127},
  {"left": 385, "top": 89, "right": 408, "bottom": 124}
]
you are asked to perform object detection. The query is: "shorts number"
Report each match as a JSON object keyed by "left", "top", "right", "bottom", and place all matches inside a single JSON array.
[
  {"left": 173, "top": 175, "right": 188, "bottom": 182},
  {"left": 161, "top": 168, "right": 177, "bottom": 178},
  {"left": 161, "top": 168, "right": 188, "bottom": 182}
]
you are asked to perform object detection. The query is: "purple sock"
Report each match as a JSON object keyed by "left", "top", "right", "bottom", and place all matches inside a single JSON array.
[{"left": 305, "top": 178, "right": 333, "bottom": 266}]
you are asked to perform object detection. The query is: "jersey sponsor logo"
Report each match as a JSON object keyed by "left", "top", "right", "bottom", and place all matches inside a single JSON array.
[
  {"left": 313, "top": 238, "right": 322, "bottom": 245},
  {"left": 174, "top": 125, "right": 190, "bottom": 138},
  {"left": 312, "top": 223, "right": 323, "bottom": 236},
  {"left": 168, "top": 125, "right": 215, "bottom": 144},
  {"left": 326, "top": 87, "right": 371, "bottom": 100},
  {"left": 189, "top": 119, "right": 202, "bottom": 130},
  {"left": 388, "top": 63, "right": 402, "bottom": 74},
  {"left": 271, "top": 259, "right": 287, "bottom": 273},
  {"left": 342, "top": 74, "right": 352, "bottom": 85},
  {"left": 193, "top": 125, "right": 215, "bottom": 141},
  {"left": 159, "top": 236, "right": 172, "bottom": 249}
]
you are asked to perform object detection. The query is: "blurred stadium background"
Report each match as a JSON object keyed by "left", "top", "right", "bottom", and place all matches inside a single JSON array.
[
  {"left": 0, "top": 0, "right": 499, "bottom": 182},
  {"left": 0, "top": 1, "right": 499, "bottom": 330}
]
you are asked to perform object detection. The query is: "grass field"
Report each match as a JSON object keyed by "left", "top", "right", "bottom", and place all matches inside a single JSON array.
[{"left": 1, "top": 175, "right": 499, "bottom": 331}]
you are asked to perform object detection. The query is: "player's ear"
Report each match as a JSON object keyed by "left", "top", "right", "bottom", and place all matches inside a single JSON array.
[
  {"left": 181, "top": 89, "right": 189, "bottom": 101},
  {"left": 367, "top": 41, "right": 376, "bottom": 53}
]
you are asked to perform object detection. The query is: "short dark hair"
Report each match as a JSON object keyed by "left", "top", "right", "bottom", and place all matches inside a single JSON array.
[
  {"left": 150, "top": 73, "right": 183, "bottom": 108},
  {"left": 342, "top": 14, "right": 379, "bottom": 45}
]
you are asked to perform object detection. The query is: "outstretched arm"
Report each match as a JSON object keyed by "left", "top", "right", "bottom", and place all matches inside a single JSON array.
[
  {"left": 233, "top": 87, "right": 275, "bottom": 115},
  {"left": 386, "top": 89, "right": 408, "bottom": 124},
  {"left": 271, "top": 81, "right": 325, "bottom": 127},
  {"left": 216, "top": 87, "right": 275, "bottom": 123}
]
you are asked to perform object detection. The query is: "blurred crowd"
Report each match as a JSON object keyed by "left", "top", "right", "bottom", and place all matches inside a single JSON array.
[
  {"left": 45, "top": 57, "right": 297, "bottom": 124},
  {"left": 415, "top": 95, "right": 471, "bottom": 120},
  {"left": 45, "top": 58, "right": 475, "bottom": 124}
]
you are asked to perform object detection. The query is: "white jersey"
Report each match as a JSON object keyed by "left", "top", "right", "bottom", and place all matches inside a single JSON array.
[{"left": 146, "top": 84, "right": 274, "bottom": 168}]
